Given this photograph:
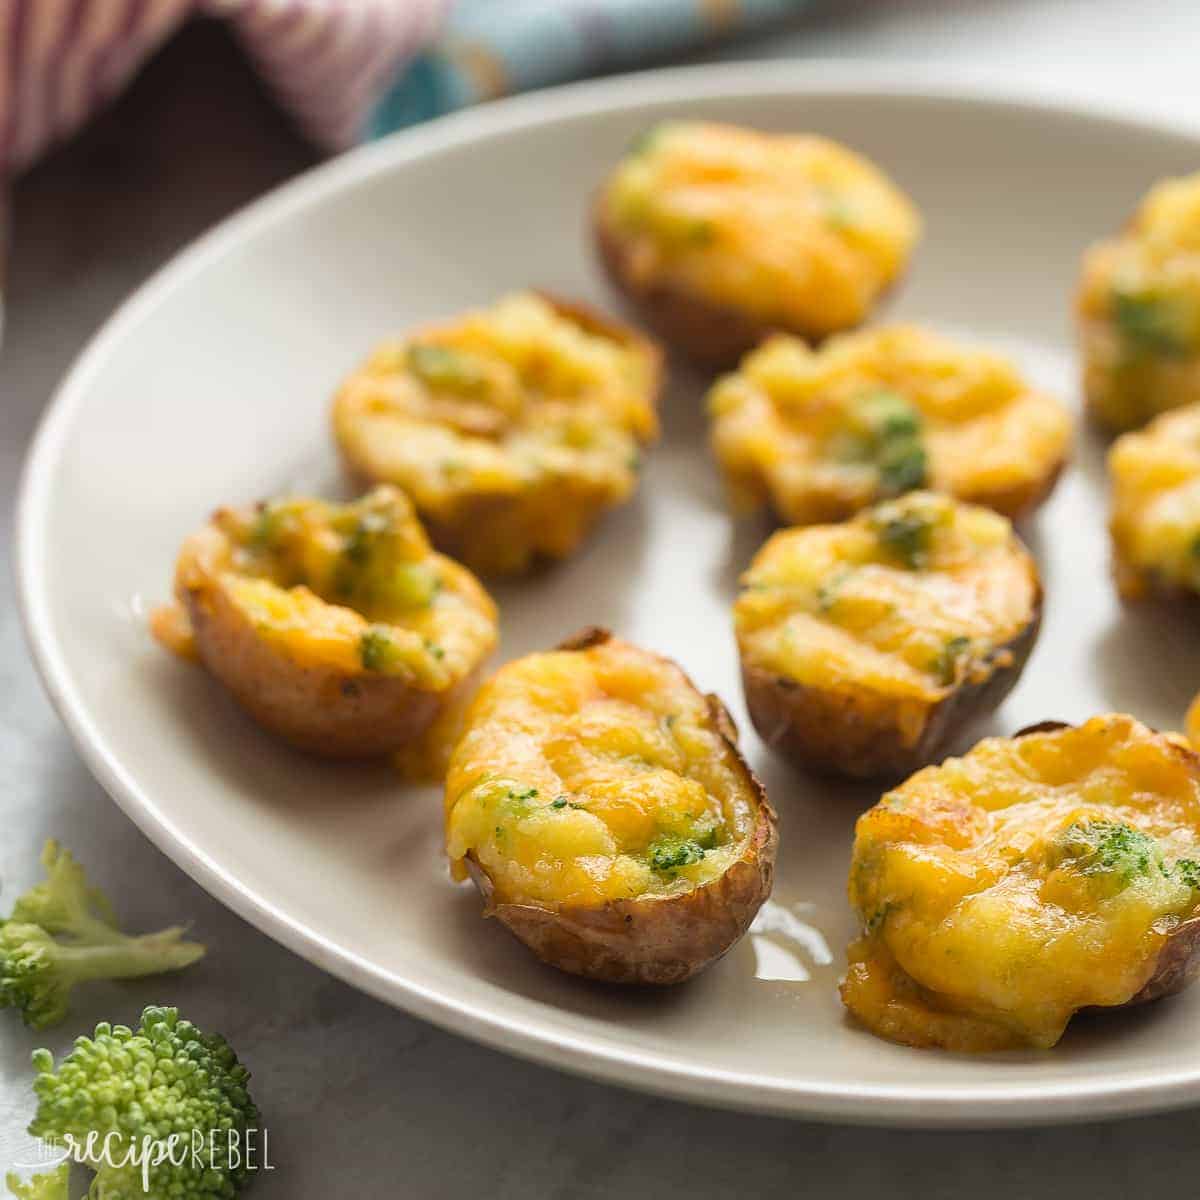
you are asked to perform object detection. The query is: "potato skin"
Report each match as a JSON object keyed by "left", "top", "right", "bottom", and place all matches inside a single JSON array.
[
  {"left": 178, "top": 533, "right": 478, "bottom": 759},
  {"left": 843, "top": 716, "right": 1200, "bottom": 1049},
  {"left": 461, "top": 629, "right": 779, "bottom": 984},
  {"left": 171, "top": 495, "right": 497, "bottom": 759},
  {"left": 334, "top": 293, "right": 663, "bottom": 576},
  {"left": 1130, "top": 916, "right": 1200, "bottom": 1005},
  {"left": 1011, "top": 720, "right": 1200, "bottom": 1012},
  {"left": 741, "top": 554, "right": 1043, "bottom": 781},
  {"left": 594, "top": 203, "right": 784, "bottom": 370}
]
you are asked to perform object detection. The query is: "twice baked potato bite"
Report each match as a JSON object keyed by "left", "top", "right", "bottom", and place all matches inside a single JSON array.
[
  {"left": 1109, "top": 402, "right": 1200, "bottom": 600},
  {"left": 709, "top": 325, "right": 1072, "bottom": 524},
  {"left": 1078, "top": 172, "right": 1200, "bottom": 432},
  {"left": 843, "top": 716, "right": 1200, "bottom": 1052},
  {"left": 735, "top": 492, "right": 1041, "bottom": 779},
  {"left": 444, "top": 629, "right": 777, "bottom": 983},
  {"left": 593, "top": 121, "right": 920, "bottom": 366},
  {"left": 332, "top": 291, "right": 661, "bottom": 575},
  {"left": 153, "top": 486, "right": 497, "bottom": 758}
]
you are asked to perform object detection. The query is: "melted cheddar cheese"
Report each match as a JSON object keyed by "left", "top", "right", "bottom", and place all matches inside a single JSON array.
[
  {"left": 843, "top": 715, "right": 1200, "bottom": 1051},
  {"left": 158, "top": 487, "right": 496, "bottom": 690},
  {"left": 445, "top": 636, "right": 761, "bottom": 907},
  {"left": 598, "top": 121, "right": 919, "bottom": 337},
  {"left": 332, "top": 292, "right": 660, "bottom": 574},
  {"left": 1078, "top": 172, "right": 1200, "bottom": 431},
  {"left": 709, "top": 325, "right": 1072, "bottom": 524},
  {"left": 1109, "top": 402, "right": 1200, "bottom": 599},
  {"left": 735, "top": 492, "right": 1037, "bottom": 718}
]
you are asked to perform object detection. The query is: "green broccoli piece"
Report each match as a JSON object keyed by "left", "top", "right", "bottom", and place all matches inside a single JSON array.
[
  {"left": 873, "top": 507, "right": 933, "bottom": 570},
  {"left": 0, "top": 843, "right": 204, "bottom": 1031},
  {"left": 407, "top": 344, "right": 486, "bottom": 393},
  {"left": 5, "top": 1164, "right": 69, "bottom": 1200},
  {"left": 359, "top": 626, "right": 403, "bottom": 673},
  {"left": 341, "top": 509, "right": 391, "bottom": 567},
  {"left": 30, "top": 1006, "right": 260, "bottom": 1199},
  {"left": 854, "top": 391, "right": 928, "bottom": 497},
  {"left": 861, "top": 391, "right": 922, "bottom": 440},
  {"left": 247, "top": 501, "right": 296, "bottom": 550},
  {"left": 1174, "top": 858, "right": 1200, "bottom": 890},
  {"left": 1113, "top": 290, "right": 1192, "bottom": 357},
  {"left": 1057, "top": 821, "right": 1162, "bottom": 891},
  {"left": 877, "top": 440, "right": 928, "bottom": 496},
  {"left": 648, "top": 837, "right": 706, "bottom": 873},
  {"left": 385, "top": 563, "right": 441, "bottom": 610},
  {"left": 647, "top": 825, "right": 721, "bottom": 874},
  {"left": 932, "top": 635, "right": 972, "bottom": 685}
]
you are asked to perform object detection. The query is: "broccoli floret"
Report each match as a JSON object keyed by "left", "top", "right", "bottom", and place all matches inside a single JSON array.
[
  {"left": 648, "top": 837, "right": 706, "bottom": 873},
  {"left": 932, "top": 635, "right": 972, "bottom": 685},
  {"left": 1175, "top": 858, "right": 1200, "bottom": 890},
  {"left": 0, "top": 843, "right": 204, "bottom": 1030},
  {"left": 647, "top": 827, "right": 720, "bottom": 874},
  {"left": 359, "top": 626, "right": 402, "bottom": 672},
  {"left": 1113, "top": 290, "right": 1192, "bottom": 357},
  {"left": 407, "top": 344, "right": 486, "bottom": 393},
  {"left": 247, "top": 501, "right": 296, "bottom": 550},
  {"left": 873, "top": 507, "right": 933, "bottom": 569},
  {"left": 1057, "top": 821, "right": 1162, "bottom": 891},
  {"left": 853, "top": 391, "right": 928, "bottom": 497},
  {"left": 5, "top": 1164, "right": 69, "bottom": 1200},
  {"left": 341, "top": 509, "right": 391, "bottom": 567},
  {"left": 30, "top": 1006, "right": 260, "bottom": 1199},
  {"left": 877, "top": 440, "right": 928, "bottom": 496}
]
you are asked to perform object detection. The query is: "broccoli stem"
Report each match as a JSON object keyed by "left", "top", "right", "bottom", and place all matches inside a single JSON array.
[{"left": 54, "top": 928, "right": 205, "bottom": 984}]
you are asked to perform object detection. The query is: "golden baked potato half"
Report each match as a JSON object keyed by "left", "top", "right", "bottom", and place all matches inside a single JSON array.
[
  {"left": 593, "top": 120, "right": 920, "bottom": 367},
  {"left": 444, "top": 628, "right": 777, "bottom": 984},
  {"left": 1078, "top": 172, "right": 1200, "bottom": 432},
  {"left": 153, "top": 486, "right": 497, "bottom": 758},
  {"left": 1109, "top": 401, "right": 1200, "bottom": 600},
  {"left": 332, "top": 291, "right": 661, "bottom": 575},
  {"left": 709, "top": 325, "right": 1072, "bottom": 525},
  {"left": 842, "top": 715, "right": 1200, "bottom": 1052},
  {"left": 735, "top": 492, "right": 1041, "bottom": 779}
]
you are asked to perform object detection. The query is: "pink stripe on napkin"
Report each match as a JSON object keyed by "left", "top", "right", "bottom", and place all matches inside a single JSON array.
[{"left": 1, "top": 0, "right": 451, "bottom": 174}]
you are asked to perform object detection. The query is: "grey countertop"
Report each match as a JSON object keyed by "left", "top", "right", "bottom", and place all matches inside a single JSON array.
[{"left": 4, "top": 7, "right": 1200, "bottom": 1196}]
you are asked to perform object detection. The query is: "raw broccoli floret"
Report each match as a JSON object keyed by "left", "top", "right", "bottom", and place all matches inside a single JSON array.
[
  {"left": 5, "top": 1164, "right": 69, "bottom": 1200},
  {"left": 0, "top": 842, "right": 204, "bottom": 1030},
  {"left": 30, "top": 1006, "right": 260, "bottom": 1199}
]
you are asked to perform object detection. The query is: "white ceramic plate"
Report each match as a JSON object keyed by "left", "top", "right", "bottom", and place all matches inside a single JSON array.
[{"left": 18, "top": 64, "right": 1200, "bottom": 1126}]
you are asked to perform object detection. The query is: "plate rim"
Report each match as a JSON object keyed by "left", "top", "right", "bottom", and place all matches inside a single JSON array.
[{"left": 16, "top": 59, "right": 1200, "bottom": 1127}]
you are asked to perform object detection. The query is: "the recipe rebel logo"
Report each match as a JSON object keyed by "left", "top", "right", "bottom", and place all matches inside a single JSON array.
[{"left": 12, "top": 1129, "right": 275, "bottom": 1192}]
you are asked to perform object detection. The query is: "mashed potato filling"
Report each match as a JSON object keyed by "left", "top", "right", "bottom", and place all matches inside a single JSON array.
[
  {"left": 709, "top": 326, "right": 1071, "bottom": 524},
  {"left": 1109, "top": 402, "right": 1200, "bottom": 598},
  {"left": 1079, "top": 172, "right": 1200, "bottom": 431},
  {"left": 333, "top": 292, "right": 659, "bottom": 574},
  {"left": 166, "top": 487, "right": 496, "bottom": 690},
  {"left": 843, "top": 716, "right": 1200, "bottom": 1051},
  {"left": 601, "top": 121, "right": 919, "bottom": 336},
  {"left": 445, "top": 637, "right": 760, "bottom": 907},
  {"left": 736, "top": 493, "right": 1036, "bottom": 714}
]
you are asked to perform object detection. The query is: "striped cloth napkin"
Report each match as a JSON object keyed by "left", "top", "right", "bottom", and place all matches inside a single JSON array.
[{"left": 1, "top": 0, "right": 811, "bottom": 177}]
